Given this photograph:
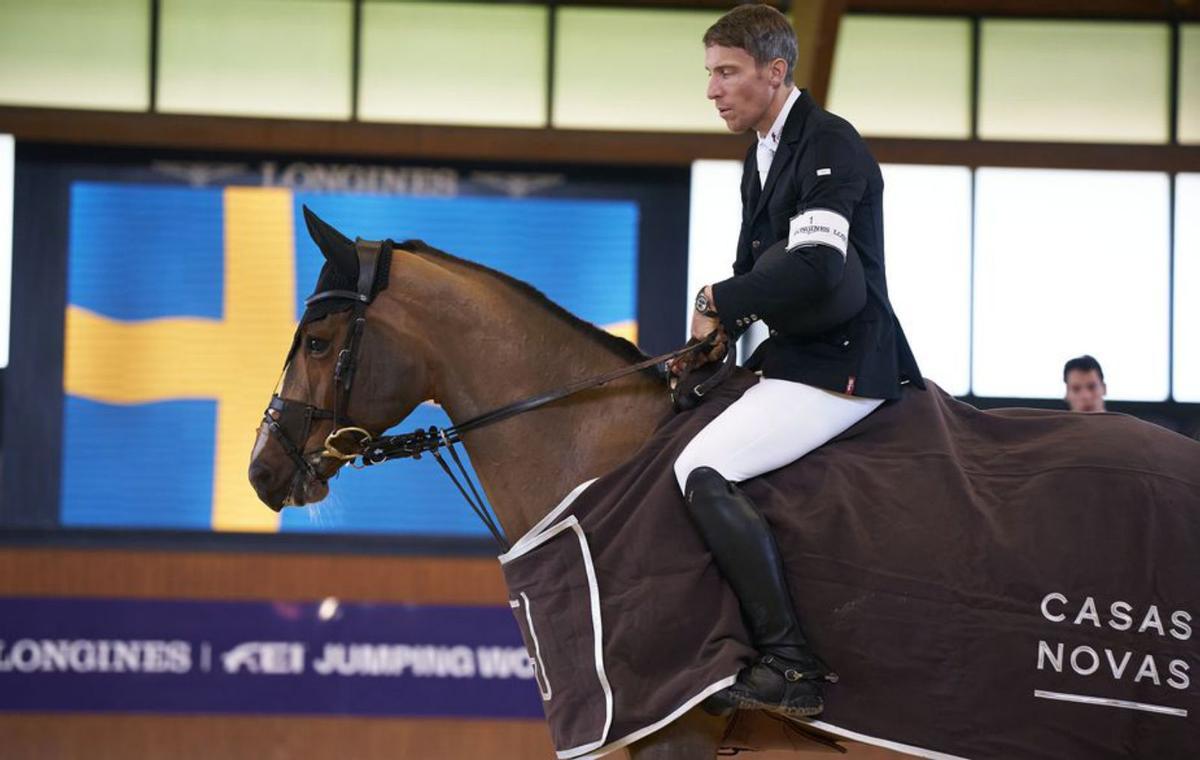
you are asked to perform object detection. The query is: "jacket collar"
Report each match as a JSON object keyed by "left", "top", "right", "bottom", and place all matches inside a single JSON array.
[
  {"left": 752, "top": 89, "right": 815, "bottom": 219},
  {"left": 757, "top": 86, "right": 803, "bottom": 149},
  {"left": 777, "top": 88, "right": 814, "bottom": 147}
]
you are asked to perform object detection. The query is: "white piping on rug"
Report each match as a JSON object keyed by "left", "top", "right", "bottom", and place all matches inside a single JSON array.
[
  {"left": 499, "top": 478, "right": 598, "bottom": 562},
  {"left": 575, "top": 521, "right": 614, "bottom": 752},
  {"left": 566, "top": 674, "right": 740, "bottom": 760},
  {"left": 800, "top": 719, "right": 971, "bottom": 760},
  {"left": 519, "top": 592, "right": 552, "bottom": 701},
  {"left": 499, "top": 510, "right": 581, "bottom": 564}
]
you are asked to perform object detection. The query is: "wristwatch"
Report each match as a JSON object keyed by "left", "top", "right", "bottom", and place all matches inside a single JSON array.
[{"left": 694, "top": 287, "right": 719, "bottom": 318}]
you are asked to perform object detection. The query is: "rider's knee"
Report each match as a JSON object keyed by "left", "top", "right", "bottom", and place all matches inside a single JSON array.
[{"left": 682, "top": 465, "right": 731, "bottom": 507}]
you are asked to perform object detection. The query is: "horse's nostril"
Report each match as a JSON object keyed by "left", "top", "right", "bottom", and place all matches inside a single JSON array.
[{"left": 248, "top": 462, "right": 275, "bottom": 492}]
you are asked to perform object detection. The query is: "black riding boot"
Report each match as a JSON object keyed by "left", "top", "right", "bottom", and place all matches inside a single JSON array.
[{"left": 683, "top": 466, "right": 835, "bottom": 718}]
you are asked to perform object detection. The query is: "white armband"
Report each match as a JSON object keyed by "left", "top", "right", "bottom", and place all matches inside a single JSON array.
[{"left": 787, "top": 208, "right": 849, "bottom": 258}]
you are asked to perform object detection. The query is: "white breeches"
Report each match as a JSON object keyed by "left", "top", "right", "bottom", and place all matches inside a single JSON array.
[{"left": 673, "top": 377, "right": 884, "bottom": 494}]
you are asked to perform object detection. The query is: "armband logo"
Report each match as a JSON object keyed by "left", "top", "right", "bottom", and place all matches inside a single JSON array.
[{"left": 787, "top": 208, "right": 849, "bottom": 257}]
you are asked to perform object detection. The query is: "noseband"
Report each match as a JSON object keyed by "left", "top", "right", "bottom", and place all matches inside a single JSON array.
[{"left": 262, "top": 237, "right": 388, "bottom": 486}]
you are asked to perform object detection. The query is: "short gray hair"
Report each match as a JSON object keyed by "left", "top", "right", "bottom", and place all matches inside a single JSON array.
[{"left": 703, "top": 4, "right": 798, "bottom": 85}]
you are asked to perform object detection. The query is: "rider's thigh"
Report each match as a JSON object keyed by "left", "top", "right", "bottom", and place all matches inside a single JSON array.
[{"left": 673, "top": 378, "right": 883, "bottom": 493}]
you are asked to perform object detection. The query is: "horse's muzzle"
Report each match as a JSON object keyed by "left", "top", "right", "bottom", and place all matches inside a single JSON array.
[{"left": 248, "top": 460, "right": 288, "bottom": 512}]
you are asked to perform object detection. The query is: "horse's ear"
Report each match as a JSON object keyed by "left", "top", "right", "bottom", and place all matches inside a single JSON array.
[{"left": 302, "top": 205, "right": 357, "bottom": 278}]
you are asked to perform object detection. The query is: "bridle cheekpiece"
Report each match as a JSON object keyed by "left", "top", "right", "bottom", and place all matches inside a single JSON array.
[{"left": 262, "top": 237, "right": 392, "bottom": 488}]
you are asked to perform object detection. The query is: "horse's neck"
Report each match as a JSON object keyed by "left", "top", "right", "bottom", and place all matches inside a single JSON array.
[{"left": 414, "top": 255, "right": 671, "bottom": 542}]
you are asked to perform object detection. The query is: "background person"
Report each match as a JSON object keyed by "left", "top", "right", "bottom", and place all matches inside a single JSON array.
[{"left": 1063, "top": 355, "right": 1106, "bottom": 413}]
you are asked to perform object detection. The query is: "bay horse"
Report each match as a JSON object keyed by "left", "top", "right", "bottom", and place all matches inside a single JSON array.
[{"left": 248, "top": 209, "right": 745, "bottom": 759}]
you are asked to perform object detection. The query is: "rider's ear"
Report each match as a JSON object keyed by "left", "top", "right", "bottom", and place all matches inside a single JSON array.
[{"left": 302, "top": 205, "right": 358, "bottom": 280}]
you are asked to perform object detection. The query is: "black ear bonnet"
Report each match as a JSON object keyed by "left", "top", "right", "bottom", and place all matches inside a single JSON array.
[{"left": 299, "top": 205, "right": 394, "bottom": 325}]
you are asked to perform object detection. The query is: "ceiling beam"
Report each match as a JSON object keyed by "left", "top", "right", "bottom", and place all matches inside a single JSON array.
[
  {"left": 869, "top": 137, "right": 1200, "bottom": 172},
  {"left": 792, "top": 0, "right": 848, "bottom": 107},
  {"left": 0, "top": 106, "right": 748, "bottom": 167},
  {"left": 3, "top": 106, "right": 1198, "bottom": 172}
]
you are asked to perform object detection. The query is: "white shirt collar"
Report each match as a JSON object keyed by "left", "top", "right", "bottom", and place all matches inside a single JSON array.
[{"left": 757, "top": 86, "right": 801, "bottom": 150}]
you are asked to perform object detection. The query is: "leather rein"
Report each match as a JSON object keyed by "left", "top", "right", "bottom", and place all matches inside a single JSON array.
[{"left": 263, "top": 238, "right": 733, "bottom": 551}]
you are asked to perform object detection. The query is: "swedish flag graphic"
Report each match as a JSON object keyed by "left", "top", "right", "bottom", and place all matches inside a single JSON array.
[{"left": 62, "top": 183, "right": 637, "bottom": 534}]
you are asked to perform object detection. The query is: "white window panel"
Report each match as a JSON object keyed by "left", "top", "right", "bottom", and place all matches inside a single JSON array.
[
  {"left": 555, "top": 7, "right": 723, "bottom": 132},
  {"left": 1174, "top": 174, "right": 1200, "bottom": 402},
  {"left": 881, "top": 164, "right": 972, "bottom": 396},
  {"left": 688, "top": 160, "right": 743, "bottom": 336},
  {"left": 979, "top": 20, "right": 1170, "bottom": 144},
  {"left": 0, "top": 134, "right": 11, "bottom": 368},
  {"left": 157, "top": 0, "right": 352, "bottom": 120},
  {"left": 359, "top": 2, "right": 547, "bottom": 127},
  {"left": 828, "top": 15, "right": 972, "bottom": 139},
  {"left": 686, "top": 159, "right": 768, "bottom": 355},
  {"left": 1181, "top": 25, "right": 1200, "bottom": 144},
  {"left": 973, "top": 168, "right": 1170, "bottom": 401},
  {"left": 0, "top": 0, "right": 149, "bottom": 111}
]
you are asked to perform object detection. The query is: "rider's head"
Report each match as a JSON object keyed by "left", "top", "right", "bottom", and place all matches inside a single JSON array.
[
  {"left": 703, "top": 4, "right": 797, "bottom": 136},
  {"left": 1063, "top": 355, "right": 1107, "bottom": 413}
]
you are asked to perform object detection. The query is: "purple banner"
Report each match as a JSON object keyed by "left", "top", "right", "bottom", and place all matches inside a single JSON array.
[{"left": 0, "top": 596, "right": 543, "bottom": 718}]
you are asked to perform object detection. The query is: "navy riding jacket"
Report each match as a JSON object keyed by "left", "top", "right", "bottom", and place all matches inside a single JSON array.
[{"left": 711, "top": 90, "right": 924, "bottom": 400}]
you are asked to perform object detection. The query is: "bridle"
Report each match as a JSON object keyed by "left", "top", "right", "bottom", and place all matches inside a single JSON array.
[
  {"left": 263, "top": 238, "right": 735, "bottom": 549},
  {"left": 262, "top": 237, "right": 386, "bottom": 491}
]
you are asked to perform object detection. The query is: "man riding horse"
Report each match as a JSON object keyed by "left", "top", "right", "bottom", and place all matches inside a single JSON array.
[{"left": 677, "top": 4, "right": 923, "bottom": 719}]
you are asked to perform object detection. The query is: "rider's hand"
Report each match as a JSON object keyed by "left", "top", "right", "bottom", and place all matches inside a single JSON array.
[
  {"left": 669, "top": 285, "right": 728, "bottom": 377},
  {"left": 668, "top": 325, "right": 729, "bottom": 377}
]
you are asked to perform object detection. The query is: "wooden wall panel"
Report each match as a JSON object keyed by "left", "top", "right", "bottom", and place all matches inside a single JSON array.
[
  {"left": 0, "top": 714, "right": 555, "bottom": 760},
  {"left": 0, "top": 548, "right": 508, "bottom": 603}
]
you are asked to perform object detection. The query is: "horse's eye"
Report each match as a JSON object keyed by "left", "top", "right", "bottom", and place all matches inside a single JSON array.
[{"left": 306, "top": 336, "right": 330, "bottom": 355}]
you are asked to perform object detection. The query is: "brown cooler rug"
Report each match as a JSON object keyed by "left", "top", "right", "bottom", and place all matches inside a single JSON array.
[{"left": 499, "top": 370, "right": 1200, "bottom": 759}]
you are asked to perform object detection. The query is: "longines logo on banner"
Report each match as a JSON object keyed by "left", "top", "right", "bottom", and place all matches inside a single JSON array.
[
  {"left": 0, "top": 639, "right": 192, "bottom": 674},
  {"left": 1035, "top": 591, "right": 1192, "bottom": 716},
  {"left": 260, "top": 161, "right": 458, "bottom": 196}
]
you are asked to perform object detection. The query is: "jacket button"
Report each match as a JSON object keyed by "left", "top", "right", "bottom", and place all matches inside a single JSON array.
[{"left": 752, "top": 240, "right": 761, "bottom": 250}]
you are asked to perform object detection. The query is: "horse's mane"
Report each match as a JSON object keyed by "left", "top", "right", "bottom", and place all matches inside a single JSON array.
[{"left": 397, "top": 239, "right": 650, "bottom": 366}]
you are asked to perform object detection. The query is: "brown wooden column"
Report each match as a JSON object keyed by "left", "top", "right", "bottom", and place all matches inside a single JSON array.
[{"left": 791, "top": 0, "right": 848, "bottom": 107}]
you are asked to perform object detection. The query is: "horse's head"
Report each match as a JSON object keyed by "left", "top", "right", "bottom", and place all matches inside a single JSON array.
[{"left": 248, "top": 208, "right": 434, "bottom": 510}]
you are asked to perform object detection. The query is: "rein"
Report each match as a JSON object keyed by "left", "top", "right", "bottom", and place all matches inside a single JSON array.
[{"left": 325, "top": 335, "right": 727, "bottom": 551}]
